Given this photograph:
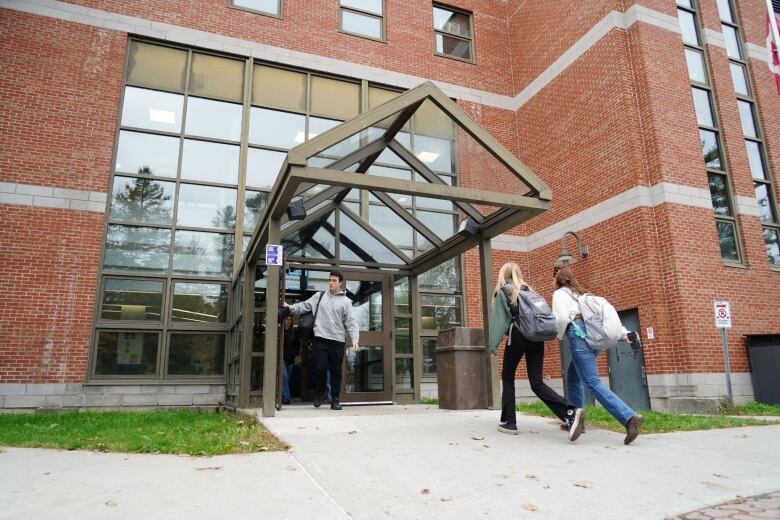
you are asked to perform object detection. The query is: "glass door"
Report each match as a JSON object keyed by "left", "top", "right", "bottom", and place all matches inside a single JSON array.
[{"left": 341, "top": 271, "right": 392, "bottom": 403}]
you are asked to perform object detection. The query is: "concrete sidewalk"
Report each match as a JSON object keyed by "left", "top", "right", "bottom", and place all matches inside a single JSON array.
[{"left": 1, "top": 405, "right": 779, "bottom": 519}]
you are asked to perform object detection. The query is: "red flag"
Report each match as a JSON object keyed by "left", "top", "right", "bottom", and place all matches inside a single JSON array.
[{"left": 768, "top": 10, "right": 780, "bottom": 94}]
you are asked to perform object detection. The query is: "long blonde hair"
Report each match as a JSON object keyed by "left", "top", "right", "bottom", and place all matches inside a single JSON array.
[{"left": 492, "top": 262, "right": 530, "bottom": 306}]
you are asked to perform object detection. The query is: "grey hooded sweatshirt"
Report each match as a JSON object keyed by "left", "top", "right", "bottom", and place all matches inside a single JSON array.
[{"left": 288, "top": 289, "right": 359, "bottom": 344}]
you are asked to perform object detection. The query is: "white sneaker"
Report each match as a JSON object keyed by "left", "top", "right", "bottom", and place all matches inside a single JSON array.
[{"left": 568, "top": 408, "right": 585, "bottom": 442}]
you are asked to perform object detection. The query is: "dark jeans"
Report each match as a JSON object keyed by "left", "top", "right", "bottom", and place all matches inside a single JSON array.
[
  {"left": 311, "top": 337, "right": 345, "bottom": 402},
  {"left": 501, "top": 329, "right": 573, "bottom": 426}
]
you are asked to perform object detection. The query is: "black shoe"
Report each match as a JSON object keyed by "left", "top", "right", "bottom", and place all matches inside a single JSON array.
[
  {"left": 624, "top": 414, "right": 644, "bottom": 445},
  {"left": 497, "top": 423, "right": 518, "bottom": 435},
  {"left": 568, "top": 408, "right": 585, "bottom": 442},
  {"left": 330, "top": 399, "right": 342, "bottom": 410},
  {"left": 313, "top": 392, "right": 324, "bottom": 408}
]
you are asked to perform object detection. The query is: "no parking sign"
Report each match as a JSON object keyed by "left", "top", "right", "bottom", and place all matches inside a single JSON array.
[{"left": 713, "top": 300, "right": 732, "bottom": 329}]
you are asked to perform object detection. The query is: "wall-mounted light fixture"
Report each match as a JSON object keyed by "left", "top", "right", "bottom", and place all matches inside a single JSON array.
[
  {"left": 287, "top": 197, "right": 307, "bottom": 221},
  {"left": 555, "top": 231, "right": 589, "bottom": 266},
  {"left": 458, "top": 217, "right": 481, "bottom": 237}
]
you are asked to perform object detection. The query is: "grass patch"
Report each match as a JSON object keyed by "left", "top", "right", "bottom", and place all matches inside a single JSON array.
[
  {"left": 516, "top": 402, "right": 771, "bottom": 433},
  {"left": 420, "top": 397, "right": 439, "bottom": 405},
  {"left": 0, "top": 409, "right": 286, "bottom": 456},
  {"left": 718, "top": 401, "right": 780, "bottom": 416}
]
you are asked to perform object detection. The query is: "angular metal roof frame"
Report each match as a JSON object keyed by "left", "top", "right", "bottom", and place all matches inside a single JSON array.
[{"left": 243, "top": 81, "right": 551, "bottom": 274}]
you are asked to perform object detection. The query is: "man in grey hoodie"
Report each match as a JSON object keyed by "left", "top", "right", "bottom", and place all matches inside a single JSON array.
[{"left": 283, "top": 270, "right": 359, "bottom": 410}]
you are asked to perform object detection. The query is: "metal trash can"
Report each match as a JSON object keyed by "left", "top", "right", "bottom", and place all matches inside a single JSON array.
[
  {"left": 435, "top": 327, "right": 488, "bottom": 410},
  {"left": 746, "top": 334, "right": 780, "bottom": 405}
]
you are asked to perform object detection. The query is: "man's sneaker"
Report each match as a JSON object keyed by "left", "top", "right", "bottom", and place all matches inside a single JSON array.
[
  {"left": 568, "top": 408, "right": 586, "bottom": 442},
  {"left": 624, "top": 414, "right": 644, "bottom": 445},
  {"left": 497, "top": 423, "right": 518, "bottom": 435},
  {"left": 330, "top": 399, "right": 342, "bottom": 410}
]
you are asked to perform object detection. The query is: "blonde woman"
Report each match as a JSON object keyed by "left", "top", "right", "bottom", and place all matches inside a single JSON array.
[{"left": 489, "top": 262, "right": 585, "bottom": 440}]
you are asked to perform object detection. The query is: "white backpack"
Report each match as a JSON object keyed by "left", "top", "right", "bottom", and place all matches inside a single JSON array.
[{"left": 568, "top": 290, "right": 624, "bottom": 350}]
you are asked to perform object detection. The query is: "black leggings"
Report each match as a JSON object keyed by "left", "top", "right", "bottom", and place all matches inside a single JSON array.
[{"left": 501, "top": 329, "right": 573, "bottom": 426}]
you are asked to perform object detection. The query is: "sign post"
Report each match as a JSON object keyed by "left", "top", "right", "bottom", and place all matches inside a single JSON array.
[{"left": 713, "top": 300, "right": 733, "bottom": 402}]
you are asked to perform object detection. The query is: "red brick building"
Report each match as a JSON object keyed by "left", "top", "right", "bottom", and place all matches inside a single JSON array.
[{"left": 1, "top": 0, "right": 778, "bottom": 411}]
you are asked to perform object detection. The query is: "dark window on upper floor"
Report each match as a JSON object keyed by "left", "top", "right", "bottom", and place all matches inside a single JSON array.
[{"left": 433, "top": 5, "right": 473, "bottom": 62}]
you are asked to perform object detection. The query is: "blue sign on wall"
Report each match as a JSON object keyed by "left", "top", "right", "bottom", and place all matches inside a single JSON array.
[{"left": 265, "top": 244, "right": 283, "bottom": 266}]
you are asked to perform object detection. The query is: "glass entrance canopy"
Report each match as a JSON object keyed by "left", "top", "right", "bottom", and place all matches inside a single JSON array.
[{"left": 231, "top": 81, "right": 552, "bottom": 414}]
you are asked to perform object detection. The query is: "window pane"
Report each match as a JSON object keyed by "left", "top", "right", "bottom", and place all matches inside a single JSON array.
[
  {"left": 184, "top": 97, "right": 242, "bottom": 141},
  {"left": 173, "top": 230, "right": 234, "bottom": 276},
  {"left": 180, "top": 140, "right": 239, "bottom": 184},
  {"left": 249, "top": 107, "right": 306, "bottom": 148},
  {"left": 121, "top": 87, "right": 183, "bottom": 133},
  {"left": 309, "top": 117, "right": 361, "bottom": 157},
  {"left": 341, "top": 10, "right": 382, "bottom": 39},
  {"left": 421, "top": 294, "right": 460, "bottom": 330},
  {"left": 126, "top": 41, "right": 187, "bottom": 92},
  {"left": 764, "top": 227, "right": 780, "bottom": 265},
  {"left": 435, "top": 33, "right": 472, "bottom": 61},
  {"left": 101, "top": 279, "right": 163, "bottom": 321},
  {"left": 416, "top": 211, "right": 454, "bottom": 247},
  {"left": 729, "top": 62, "right": 749, "bottom": 95},
  {"left": 244, "top": 191, "right": 268, "bottom": 232},
  {"left": 716, "top": 221, "right": 740, "bottom": 261},
  {"left": 700, "top": 129, "right": 722, "bottom": 169},
  {"left": 415, "top": 174, "right": 454, "bottom": 210},
  {"left": 341, "top": 0, "right": 382, "bottom": 15},
  {"left": 189, "top": 53, "right": 244, "bottom": 102},
  {"left": 172, "top": 282, "right": 228, "bottom": 323},
  {"left": 722, "top": 25, "right": 742, "bottom": 60},
  {"left": 677, "top": 9, "right": 699, "bottom": 46},
  {"left": 419, "top": 258, "right": 458, "bottom": 290},
  {"left": 95, "top": 331, "right": 158, "bottom": 376},
  {"left": 177, "top": 184, "right": 237, "bottom": 230},
  {"left": 104, "top": 225, "right": 171, "bottom": 273},
  {"left": 395, "top": 358, "right": 413, "bottom": 390},
  {"left": 369, "top": 205, "right": 413, "bottom": 246},
  {"left": 676, "top": 0, "right": 693, "bottom": 8},
  {"left": 109, "top": 176, "right": 175, "bottom": 224},
  {"left": 246, "top": 147, "right": 286, "bottom": 188},
  {"left": 344, "top": 345, "right": 383, "bottom": 392},
  {"left": 755, "top": 183, "right": 777, "bottom": 223},
  {"left": 413, "top": 135, "right": 453, "bottom": 173},
  {"left": 395, "top": 318, "right": 411, "bottom": 353},
  {"left": 310, "top": 76, "right": 360, "bottom": 120},
  {"left": 339, "top": 211, "right": 404, "bottom": 264},
  {"left": 422, "top": 337, "right": 437, "bottom": 376},
  {"left": 368, "top": 86, "right": 400, "bottom": 108},
  {"left": 394, "top": 276, "right": 409, "bottom": 314},
  {"left": 233, "top": 0, "right": 279, "bottom": 15},
  {"left": 115, "top": 131, "right": 179, "bottom": 177},
  {"left": 413, "top": 99, "right": 455, "bottom": 138},
  {"left": 252, "top": 65, "right": 306, "bottom": 112},
  {"left": 745, "top": 140, "right": 767, "bottom": 180},
  {"left": 168, "top": 334, "right": 225, "bottom": 375},
  {"left": 708, "top": 173, "right": 733, "bottom": 216},
  {"left": 433, "top": 7, "right": 471, "bottom": 37},
  {"left": 737, "top": 101, "right": 757, "bottom": 138},
  {"left": 691, "top": 87, "right": 713, "bottom": 127},
  {"left": 716, "top": 0, "right": 733, "bottom": 22},
  {"left": 684, "top": 49, "right": 707, "bottom": 83}
]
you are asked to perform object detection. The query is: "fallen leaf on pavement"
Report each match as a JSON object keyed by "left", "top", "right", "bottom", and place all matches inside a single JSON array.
[
  {"left": 525, "top": 474, "right": 537, "bottom": 480},
  {"left": 347, "top": 431, "right": 357, "bottom": 435},
  {"left": 286, "top": 466, "right": 297, "bottom": 471},
  {"left": 470, "top": 436, "right": 484, "bottom": 441},
  {"left": 733, "top": 496, "right": 746, "bottom": 503},
  {"left": 543, "top": 485, "right": 550, "bottom": 489},
  {"left": 0, "top": 448, "right": 6, "bottom": 454},
  {"left": 105, "top": 500, "right": 117, "bottom": 507},
  {"left": 483, "top": 444, "right": 490, "bottom": 448},
  {"left": 713, "top": 473, "right": 727, "bottom": 479},
  {"left": 574, "top": 482, "right": 592, "bottom": 488},
  {"left": 420, "top": 489, "right": 430, "bottom": 495},
  {"left": 440, "top": 496, "right": 454, "bottom": 502},
  {"left": 522, "top": 503, "right": 538, "bottom": 512},
  {"left": 196, "top": 466, "right": 223, "bottom": 471}
]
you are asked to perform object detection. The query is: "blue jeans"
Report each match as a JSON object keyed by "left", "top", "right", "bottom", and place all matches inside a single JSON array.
[
  {"left": 282, "top": 361, "right": 293, "bottom": 401},
  {"left": 566, "top": 319, "right": 635, "bottom": 426}
]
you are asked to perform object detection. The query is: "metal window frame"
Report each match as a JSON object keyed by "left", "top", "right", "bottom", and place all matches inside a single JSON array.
[
  {"left": 677, "top": 1, "right": 746, "bottom": 265},
  {"left": 339, "top": 0, "right": 386, "bottom": 42},
  {"left": 228, "top": 0, "right": 283, "bottom": 19},
  {"left": 432, "top": 3, "right": 475, "bottom": 64},
  {"left": 719, "top": 0, "right": 780, "bottom": 266}
]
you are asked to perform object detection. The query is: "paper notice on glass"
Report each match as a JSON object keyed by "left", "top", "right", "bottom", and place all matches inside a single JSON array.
[{"left": 117, "top": 332, "right": 143, "bottom": 364}]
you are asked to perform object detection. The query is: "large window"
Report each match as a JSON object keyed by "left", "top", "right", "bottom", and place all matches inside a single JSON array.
[
  {"left": 433, "top": 5, "right": 473, "bottom": 62},
  {"left": 716, "top": 0, "right": 779, "bottom": 266},
  {"left": 230, "top": 0, "right": 281, "bottom": 17},
  {"left": 339, "top": 0, "right": 384, "bottom": 41},
  {"left": 676, "top": 1, "right": 743, "bottom": 263}
]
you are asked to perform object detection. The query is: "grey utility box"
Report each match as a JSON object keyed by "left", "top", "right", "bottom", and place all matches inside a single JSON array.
[
  {"left": 435, "top": 327, "right": 489, "bottom": 410},
  {"left": 746, "top": 335, "right": 780, "bottom": 405}
]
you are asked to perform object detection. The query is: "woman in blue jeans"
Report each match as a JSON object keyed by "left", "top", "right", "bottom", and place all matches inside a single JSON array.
[{"left": 551, "top": 266, "right": 644, "bottom": 445}]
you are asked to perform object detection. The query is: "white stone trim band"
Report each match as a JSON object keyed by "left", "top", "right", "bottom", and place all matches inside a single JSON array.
[{"left": 0, "top": 182, "right": 106, "bottom": 212}]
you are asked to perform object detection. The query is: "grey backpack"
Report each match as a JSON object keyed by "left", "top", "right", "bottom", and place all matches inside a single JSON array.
[{"left": 502, "top": 285, "right": 558, "bottom": 342}]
